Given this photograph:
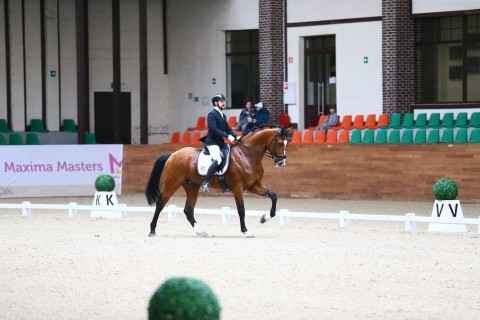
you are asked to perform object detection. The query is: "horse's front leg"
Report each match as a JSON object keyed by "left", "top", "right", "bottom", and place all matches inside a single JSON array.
[
  {"left": 149, "top": 201, "right": 164, "bottom": 237},
  {"left": 247, "top": 183, "right": 277, "bottom": 224},
  {"left": 233, "top": 189, "right": 254, "bottom": 238}
]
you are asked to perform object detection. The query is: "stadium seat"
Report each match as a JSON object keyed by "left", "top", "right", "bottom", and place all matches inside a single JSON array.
[
  {"left": 469, "top": 112, "right": 480, "bottom": 128},
  {"left": 85, "top": 133, "right": 97, "bottom": 144},
  {"left": 388, "top": 129, "right": 400, "bottom": 144},
  {"left": 401, "top": 114, "right": 415, "bottom": 129},
  {"left": 26, "top": 133, "right": 40, "bottom": 145},
  {"left": 0, "top": 134, "right": 6, "bottom": 145},
  {"left": 0, "top": 119, "right": 12, "bottom": 133},
  {"left": 363, "top": 129, "right": 375, "bottom": 144},
  {"left": 191, "top": 131, "right": 202, "bottom": 144},
  {"left": 364, "top": 114, "right": 378, "bottom": 129},
  {"left": 329, "top": 115, "right": 342, "bottom": 131},
  {"left": 454, "top": 129, "right": 468, "bottom": 144},
  {"left": 427, "top": 129, "right": 439, "bottom": 143},
  {"left": 454, "top": 112, "right": 468, "bottom": 128},
  {"left": 340, "top": 115, "right": 353, "bottom": 130},
  {"left": 414, "top": 129, "right": 426, "bottom": 144},
  {"left": 62, "top": 119, "right": 77, "bottom": 132},
  {"left": 337, "top": 130, "right": 349, "bottom": 144},
  {"left": 309, "top": 115, "right": 327, "bottom": 131},
  {"left": 228, "top": 116, "right": 237, "bottom": 129},
  {"left": 170, "top": 131, "right": 181, "bottom": 144},
  {"left": 469, "top": 129, "right": 480, "bottom": 143},
  {"left": 180, "top": 131, "right": 191, "bottom": 144},
  {"left": 441, "top": 129, "right": 454, "bottom": 144},
  {"left": 325, "top": 130, "right": 338, "bottom": 144},
  {"left": 441, "top": 113, "right": 455, "bottom": 128},
  {"left": 30, "top": 119, "right": 49, "bottom": 132},
  {"left": 387, "top": 113, "right": 402, "bottom": 129},
  {"left": 400, "top": 129, "right": 413, "bottom": 144},
  {"left": 188, "top": 116, "right": 207, "bottom": 131},
  {"left": 290, "top": 131, "right": 302, "bottom": 144},
  {"left": 428, "top": 113, "right": 441, "bottom": 128},
  {"left": 352, "top": 115, "right": 365, "bottom": 130},
  {"left": 415, "top": 113, "right": 428, "bottom": 129},
  {"left": 375, "top": 130, "right": 388, "bottom": 144},
  {"left": 9, "top": 133, "right": 23, "bottom": 145},
  {"left": 349, "top": 130, "right": 362, "bottom": 144},
  {"left": 376, "top": 114, "right": 389, "bottom": 129},
  {"left": 314, "top": 130, "right": 326, "bottom": 144},
  {"left": 302, "top": 130, "right": 314, "bottom": 144}
]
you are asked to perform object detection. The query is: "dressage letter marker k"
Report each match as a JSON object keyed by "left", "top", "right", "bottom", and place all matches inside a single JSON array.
[
  {"left": 106, "top": 194, "right": 114, "bottom": 205},
  {"left": 95, "top": 195, "right": 101, "bottom": 206}
]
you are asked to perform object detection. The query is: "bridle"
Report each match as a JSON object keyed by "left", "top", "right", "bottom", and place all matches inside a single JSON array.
[{"left": 236, "top": 128, "right": 288, "bottom": 166}]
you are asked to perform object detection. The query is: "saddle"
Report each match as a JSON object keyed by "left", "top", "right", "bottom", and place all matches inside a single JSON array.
[{"left": 197, "top": 145, "right": 231, "bottom": 192}]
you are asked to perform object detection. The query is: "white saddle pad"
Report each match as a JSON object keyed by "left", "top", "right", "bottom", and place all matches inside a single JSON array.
[{"left": 197, "top": 147, "right": 230, "bottom": 176}]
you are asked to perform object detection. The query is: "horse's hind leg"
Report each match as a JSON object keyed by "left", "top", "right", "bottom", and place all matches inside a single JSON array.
[
  {"left": 149, "top": 184, "right": 181, "bottom": 237},
  {"left": 247, "top": 183, "right": 277, "bottom": 224},
  {"left": 183, "top": 183, "right": 208, "bottom": 236}
]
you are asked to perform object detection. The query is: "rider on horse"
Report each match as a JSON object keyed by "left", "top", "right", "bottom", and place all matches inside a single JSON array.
[{"left": 201, "top": 93, "right": 240, "bottom": 192}]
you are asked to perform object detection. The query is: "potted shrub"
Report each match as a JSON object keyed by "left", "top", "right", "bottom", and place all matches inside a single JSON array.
[
  {"left": 148, "top": 277, "right": 221, "bottom": 320},
  {"left": 91, "top": 174, "right": 122, "bottom": 219},
  {"left": 428, "top": 178, "right": 466, "bottom": 232}
]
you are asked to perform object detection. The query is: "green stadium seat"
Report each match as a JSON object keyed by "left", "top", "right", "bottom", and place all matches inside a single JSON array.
[
  {"left": 62, "top": 119, "right": 77, "bottom": 132},
  {"left": 375, "top": 130, "right": 388, "bottom": 144},
  {"left": 0, "top": 119, "right": 13, "bottom": 133},
  {"left": 349, "top": 130, "right": 362, "bottom": 144},
  {"left": 469, "top": 112, "right": 480, "bottom": 128},
  {"left": 441, "top": 129, "right": 454, "bottom": 144},
  {"left": 388, "top": 129, "right": 400, "bottom": 144},
  {"left": 454, "top": 112, "right": 468, "bottom": 128},
  {"left": 414, "top": 129, "right": 426, "bottom": 144},
  {"left": 30, "top": 119, "right": 49, "bottom": 132},
  {"left": 26, "top": 133, "right": 40, "bottom": 145},
  {"left": 400, "top": 129, "right": 413, "bottom": 144},
  {"left": 428, "top": 113, "right": 441, "bottom": 128},
  {"left": 0, "top": 134, "right": 6, "bottom": 145},
  {"left": 9, "top": 133, "right": 23, "bottom": 145},
  {"left": 441, "top": 113, "right": 455, "bottom": 128},
  {"left": 454, "top": 129, "right": 468, "bottom": 143},
  {"left": 469, "top": 129, "right": 480, "bottom": 143},
  {"left": 415, "top": 113, "right": 428, "bottom": 129},
  {"left": 401, "top": 114, "right": 415, "bottom": 128},
  {"left": 86, "top": 133, "right": 97, "bottom": 144},
  {"left": 427, "top": 129, "right": 439, "bottom": 143},
  {"left": 362, "top": 130, "right": 375, "bottom": 144},
  {"left": 388, "top": 113, "right": 402, "bottom": 129}
]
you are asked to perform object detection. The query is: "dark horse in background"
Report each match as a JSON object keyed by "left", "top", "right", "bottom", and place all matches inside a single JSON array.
[{"left": 145, "top": 127, "right": 289, "bottom": 237}]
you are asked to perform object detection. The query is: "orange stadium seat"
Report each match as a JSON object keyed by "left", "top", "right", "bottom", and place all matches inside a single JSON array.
[
  {"left": 180, "top": 131, "right": 191, "bottom": 144},
  {"left": 352, "top": 114, "right": 365, "bottom": 129},
  {"left": 364, "top": 114, "right": 378, "bottom": 129},
  {"left": 302, "top": 130, "right": 314, "bottom": 144},
  {"left": 170, "top": 131, "right": 181, "bottom": 144},
  {"left": 290, "top": 131, "right": 302, "bottom": 144},
  {"left": 228, "top": 116, "right": 237, "bottom": 129},
  {"left": 338, "top": 130, "right": 350, "bottom": 143},
  {"left": 376, "top": 114, "right": 389, "bottom": 128},
  {"left": 314, "top": 130, "right": 326, "bottom": 144},
  {"left": 325, "top": 130, "right": 337, "bottom": 144},
  {"left": 340, "top": 115, "right": 353, "bottom": 130},
  {"left": 309, "top": 115, "right": 327, "bottom": 131},
  {"left": 191, "top": 131, "right": 202, "bottom": 144}
]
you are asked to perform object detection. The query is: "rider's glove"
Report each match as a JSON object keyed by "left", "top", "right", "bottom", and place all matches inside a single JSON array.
[{"left": 227, "top": 135, "right": 235, "bottom": 142}]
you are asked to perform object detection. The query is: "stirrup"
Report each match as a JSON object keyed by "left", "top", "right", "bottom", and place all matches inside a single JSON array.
[{"left": 201, "top": 182, "right": 210, "bottom": 192}]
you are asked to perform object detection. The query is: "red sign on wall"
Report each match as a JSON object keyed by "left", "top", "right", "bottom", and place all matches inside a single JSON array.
[
  {"left": 288, "top": 57, "right": 294, "bottom": 64},
  {"left": 188, "top": 93, "right": 193, "bottom": 99}
]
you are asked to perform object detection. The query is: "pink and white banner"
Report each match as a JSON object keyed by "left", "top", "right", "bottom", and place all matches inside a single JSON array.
[{"left": 0, "top": 145, "right": 123, "bottom": 198}]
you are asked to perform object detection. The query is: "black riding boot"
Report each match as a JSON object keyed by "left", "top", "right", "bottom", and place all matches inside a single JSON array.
[{"left": 201, "top": 160, "right": 219, "bottom": 192}]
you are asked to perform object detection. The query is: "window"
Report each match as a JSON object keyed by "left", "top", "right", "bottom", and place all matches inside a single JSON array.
[
  {"left": 226, "top": 30, "right": 259, "bottom": 109},
  {"left": 415, "top": 15, "right": 480, "bottom": 104}
]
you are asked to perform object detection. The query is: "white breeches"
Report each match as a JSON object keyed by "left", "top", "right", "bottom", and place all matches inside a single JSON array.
[{"left": 206, "top": 145, "right": 222, "bottom": 164}]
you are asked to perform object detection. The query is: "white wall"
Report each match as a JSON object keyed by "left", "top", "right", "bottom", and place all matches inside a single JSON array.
[
  {"left": 288, "top": 0, "right": 381, "bottom": 23},
  {"left": 287, "top": 21, "right": 383, "bottom": 129},
  {"left": 167, "top": 0, "right": 259, "bottom": 134},
  {"left": 45, "top": 0, "right": 59, "bottom": 131},
  {"left": 0, "top": 0, "right": 6, "bottom": 120},
  {"left": 413, "top": 0, "right": 480, "bottom": 14}
]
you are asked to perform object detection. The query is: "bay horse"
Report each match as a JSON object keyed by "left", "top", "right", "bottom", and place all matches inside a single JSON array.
[{"left": 145, "top": 126, "right": 288, "bottom": 237}]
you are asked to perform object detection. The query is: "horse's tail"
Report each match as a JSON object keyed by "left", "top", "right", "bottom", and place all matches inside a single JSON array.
[{"left": 145, "top": 153, "right": 172, "bottom": 205}]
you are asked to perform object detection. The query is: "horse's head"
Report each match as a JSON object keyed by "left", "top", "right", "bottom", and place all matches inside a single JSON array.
[
  {"left": 267, "top": 126, "right": 288, "bottom": 167},
  {"left": 238, "top": 126, "right": 288, "bottom": 167}
]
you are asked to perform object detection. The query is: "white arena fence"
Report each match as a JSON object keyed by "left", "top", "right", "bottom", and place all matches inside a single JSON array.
[{"left": 1, "top": 201, "right": 480, "bottom": 233}]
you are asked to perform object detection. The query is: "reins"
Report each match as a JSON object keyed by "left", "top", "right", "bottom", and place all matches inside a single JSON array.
[{"left": 234, "top": 129, "right": 286, "bottom": 161}]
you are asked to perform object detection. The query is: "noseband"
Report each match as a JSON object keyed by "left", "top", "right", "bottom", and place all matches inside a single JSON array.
[{"left": 237, "top": 128, "right": 287, "bottom": 163}]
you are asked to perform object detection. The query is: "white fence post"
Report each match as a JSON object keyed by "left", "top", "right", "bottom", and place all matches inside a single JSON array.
[
  {"left": 167, "top": 205, "right": 177, "bottom": 221},
  {"left": 221, "top": 207, "right": 232, "bottom": 224},
  {"left": 339, "top": 210, "right": 350, "bottom": 228},
  {"left": 68, "top": 202, "right": 78, "bottom": 219},
  {"left": 279, "top": 209, "right": 289, "bottom": 225},
  {"left": 405, "top": 213, "right": 416, "bottom": 232},
  {"left": 22, "top": 201, "right": 31, "bottom": 217}
]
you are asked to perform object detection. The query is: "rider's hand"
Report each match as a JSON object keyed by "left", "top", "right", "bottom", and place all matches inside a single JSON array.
[{"left": 227, "top": 135, "right": 235, "bottom": 142}]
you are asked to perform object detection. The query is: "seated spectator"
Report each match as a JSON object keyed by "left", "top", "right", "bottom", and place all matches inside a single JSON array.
[
  {"left": 245, "top": 101, "right": 270, "bottom": 132},
  {"left": 316, "top": 105, "right": 338, "bottom": 132},
  {"left": 235, "top": 100, "right": 255, "bottom": 132}
]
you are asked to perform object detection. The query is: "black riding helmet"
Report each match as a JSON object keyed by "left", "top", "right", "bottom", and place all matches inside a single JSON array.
[{"left": 211, "top": 93, "right": 226, "bottom": 106}]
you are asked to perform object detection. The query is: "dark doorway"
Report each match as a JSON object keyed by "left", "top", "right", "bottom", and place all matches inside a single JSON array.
[
  {"left": 94, "top": 92, "right": 131, "bottom": 144},
  {"left": 304, "top": 36, "right": 336, "bottom": 128}
]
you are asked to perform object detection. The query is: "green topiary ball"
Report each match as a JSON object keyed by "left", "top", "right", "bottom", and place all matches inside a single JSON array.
[
  {"left": 148, "top": 277, "right": 221, "bottom": 320},
  {"left": 94, "top": 174, "right": 116, "bottom": 192},
  {"left": 432, "top": 178, "right": 458, "bottom": 200}
]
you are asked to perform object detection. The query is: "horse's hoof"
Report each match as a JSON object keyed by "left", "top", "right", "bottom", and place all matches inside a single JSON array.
[
  {"left": 148, "top": 233, "right": 156, "bottom": 237},
  {"left": 260, "top": 214, "right": 270, "bottom": 224},
  {"left": 196, "top": 231, "right": 210, "bottom": 237},
  {"left": 243, "top": 231, "right": 255, "bottom": 238}
]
